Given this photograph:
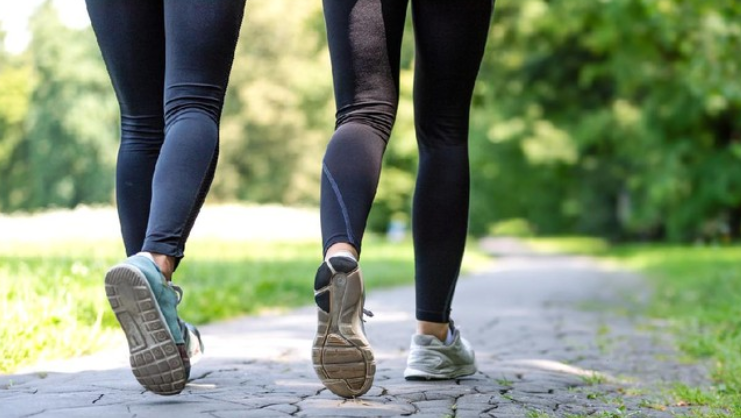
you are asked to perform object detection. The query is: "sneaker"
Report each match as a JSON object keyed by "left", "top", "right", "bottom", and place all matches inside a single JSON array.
[
  {"left": 404, "top": 324, "right": 477, "bottom": 380},
  {"left": 104, "top": 254, "right": 204, "bottom": 395},
  {"left": 312, "top": 256, "right": 375, "bottom": 398}
]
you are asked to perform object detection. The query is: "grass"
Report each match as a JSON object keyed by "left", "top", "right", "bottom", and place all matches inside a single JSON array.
[
  {"left": 523, "top": 236, "right": 611, "bottom": 256},
  {"left": 0, "top": 234, "right": 489, "bottom": 374},
  {"left": 525, "top": 237, "right": 741, "bottom": 416}
]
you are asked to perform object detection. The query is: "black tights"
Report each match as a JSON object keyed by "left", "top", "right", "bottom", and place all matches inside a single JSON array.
[
  {"left": 320, "top": 0, "right": 493, "bottom": 323},
  {"left": 86, "top": 0, "right": 245, "bottom": 263}
]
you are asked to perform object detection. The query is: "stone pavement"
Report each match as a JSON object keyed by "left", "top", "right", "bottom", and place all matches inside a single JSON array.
[{"left": 0, "top": 238, "right": 709, "bottom": 417}]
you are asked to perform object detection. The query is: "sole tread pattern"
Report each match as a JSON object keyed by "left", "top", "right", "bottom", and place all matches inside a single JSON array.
[
  {"left": 105, "top": 265, "right": 186, "bottom": 395},
  {"left": 312, "top": 268, "right": 375, "bottom": 398}
]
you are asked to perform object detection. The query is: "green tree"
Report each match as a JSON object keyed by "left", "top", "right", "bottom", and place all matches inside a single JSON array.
[
  {"left": 213, "top": 2, "right": 334, "bottom": 205},
  {"left": 7, "top": 1, "right": 118, "bottom": 211},
  {"left": 470, "top": 0, "right": 741, "bottom": 241},
  {"left": 0, "top": 22, "right": 33, "bottom": 211}
]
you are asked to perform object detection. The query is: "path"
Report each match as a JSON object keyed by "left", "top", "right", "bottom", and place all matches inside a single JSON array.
[{"left": 0, "top": 238, "right": 709, "bottom": 417}]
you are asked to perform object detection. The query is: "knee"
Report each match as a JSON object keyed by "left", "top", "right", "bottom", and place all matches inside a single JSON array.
[
  {"left": 164, "top": 83, "right": 225, "bottom": 128},
  {"left": 415, "top": 112, "right": 470, "bottom": 149},
  {"left": 120, "top": 114, "right": 165, "bottom": 149},
  {"left": 335, "top": 101, "right": 397, "bottom": 142}
]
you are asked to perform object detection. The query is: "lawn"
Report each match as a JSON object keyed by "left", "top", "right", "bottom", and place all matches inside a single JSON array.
[
  {"left": 0, "top": 217, "right": 489, "bottom": 374},
  {"left": 525, "top": 237, "right": 741, "bottom": 417}
]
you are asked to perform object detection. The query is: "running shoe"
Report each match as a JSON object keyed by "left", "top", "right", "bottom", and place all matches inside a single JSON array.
[
  {"left": 404, "top": 324, "right": 477, "bottom": 380},
  {"left": 312, "top": 256, "right": 375, "bottom": 398},
  {"left": 104, "top": 254, "right": 203, "bottom": 395}
]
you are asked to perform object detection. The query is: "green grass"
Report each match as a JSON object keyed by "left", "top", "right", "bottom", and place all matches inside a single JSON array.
[
  {"left": 524, "top": 236, "right": 611, "bottom": 256},
  {"left": 0, "top": 235, "right": 489, "bottom": 374},
  {"left": 526, "top": 237, "right": 741, "bottom": 417}
]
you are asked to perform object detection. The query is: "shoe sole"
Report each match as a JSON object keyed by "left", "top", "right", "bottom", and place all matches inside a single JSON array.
[
  {"left": 403, "top": 364, "right": 477, "bottom": 381},
  {"left": 105, "top": 264, "right": 186, "bottom": 395},
  {"left": 312, "top": 267, "right": 375, "bottom": 398}
]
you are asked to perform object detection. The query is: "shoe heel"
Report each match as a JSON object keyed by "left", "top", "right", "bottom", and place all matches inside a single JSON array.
[
  {"left": 312, "top": 264, "right": 375, "bottom": 398},
  {"left": 105, "top": 265, "right": 186, "bottom": 395}
]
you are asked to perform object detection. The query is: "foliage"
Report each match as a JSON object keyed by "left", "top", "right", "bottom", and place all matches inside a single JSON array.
[
  {"left": 213, "top": 2, "right": 332, "bottom": 205},
  {"left": 0, "top": 25, "right": 32, "bottom": 211},
  {"left": 1, "top": 1, "right": 741, "bottom": 242},
  {"left": 21, "top": 2, "right": 117, "bottom": 210},
  {"left": 470, "top": 0, "right": 741, "bottom": 241}
]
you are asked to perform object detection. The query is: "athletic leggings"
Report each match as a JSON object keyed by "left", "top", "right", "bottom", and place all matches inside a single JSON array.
[
  {"left": 321, "top": 0, "right": 493, "bottom": 323},
  {"left": 86, "top": 0, "right": 245, "bottom": 263}
]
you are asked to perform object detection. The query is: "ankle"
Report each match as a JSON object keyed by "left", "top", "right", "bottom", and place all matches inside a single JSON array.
[
  {"left": 141, "top": 251, "right": 175, "bottom": 281},
  {"left": 326, "top": 243, "right": 358, "bottom": 261},
  {"left": 417, "top": 321, "right": 449, "bottom": 343}
]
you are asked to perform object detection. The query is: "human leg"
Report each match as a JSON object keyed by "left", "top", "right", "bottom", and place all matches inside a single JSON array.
[
  {"left": 410, "top": 0, "right": 493, "bottom": 329},
  {"left": 139, "top": 0, "right": 246, "bottom": 271},
  {"left": 320, "top": 0, "right": 407, "bottom": 257},
  {"left": 314, "top": 0, "right": 408, "bottom": 398},
  {"left": 87, "top": 0, "right": 244, "bottom": 395},
  {"left": 404, "top": 0, "right": 493, "bottom": 380},
  {"left": 87, "top": 0, "right": 194, "bottom": 395},
  {"left": 86, "top": 0, "right": 165, "bottom": 257}
]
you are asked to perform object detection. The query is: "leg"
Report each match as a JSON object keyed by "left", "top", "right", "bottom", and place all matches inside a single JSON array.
[
  {"left": 403, "top": 0, "right": 492, "bottom": 382},
  {"left": 140, "top": 0, "right": 246, "bottom": 271},
  {"left": 86, "top": 0, "right": 191, "bottom": 396},
  {"left": 314, "top": 0, "right": 408, "bottom": 398},
  {"left": 411, "top": 0, "right": 493, "bottom": 328},
  {"left": 88, "top": 0, "right": 244, "bottom": 395},
  {"left": 86, "top": 0, "right": 165, "bottom": 257},
  {"left": 320, "top": 0, "right": 408, "bottom": 257}
]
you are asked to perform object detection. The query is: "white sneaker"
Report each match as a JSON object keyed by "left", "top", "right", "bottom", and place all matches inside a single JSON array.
[{"left": 404, "top": 325, "right": 477, "bottom": 380}]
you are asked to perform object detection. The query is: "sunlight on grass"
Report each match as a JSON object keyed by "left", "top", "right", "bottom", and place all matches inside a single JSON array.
[
  {"left": 523, "top": 236, "right": 611, "bottom": 256},
  {"left": 0, "top": 232, "right": 489, "bottom": 373},
  {"left": 0, "top": 241, "right": 123, "bottom": 373}
]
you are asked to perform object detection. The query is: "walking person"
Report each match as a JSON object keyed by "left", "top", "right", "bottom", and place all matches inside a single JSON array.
[
  {"left": 86, "top": 0, "right": 246, "bottom": 395},
  {"left": 312, "top": 0, "right": 494, "bottom": 398}
]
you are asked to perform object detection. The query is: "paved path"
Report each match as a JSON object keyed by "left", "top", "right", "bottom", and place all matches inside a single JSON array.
[{"left": 0, "top": 239, "right": 708, "bottom": 417}]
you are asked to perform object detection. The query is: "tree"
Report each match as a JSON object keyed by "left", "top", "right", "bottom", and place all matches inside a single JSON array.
[
  {"left": 7, "top": 1, "right": 118, "bottom": 211},
  {"left": 212, "top": 2, "right": 334, "bottom": 205},
  {"left": 469, "top": 0, "right": 741, "bottom": 241}
]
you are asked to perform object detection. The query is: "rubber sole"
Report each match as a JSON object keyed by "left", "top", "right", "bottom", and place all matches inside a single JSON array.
[
  {"left": 104, "top": 264, "right": 186, "bottom": 395},
  {"left": 312, "top": 267, "right": 375, "bottom": 398},
  {"left": 403, "top": 364, "right": 477, "bottom": 380}
]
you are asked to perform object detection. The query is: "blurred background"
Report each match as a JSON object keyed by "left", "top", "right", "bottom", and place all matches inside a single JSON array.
[{"left": 1, "top": 0, "right": 738, "bottom": 243}]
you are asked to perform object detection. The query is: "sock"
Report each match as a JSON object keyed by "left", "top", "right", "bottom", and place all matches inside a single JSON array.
[
  {"left": 136, "top": 251, "right": 155, "bottom": 263},
  {"left": 444, "top": 326, "right": 455, "bottom": 345},
  {"left": 326, "top": 250, "right": 357, "bottom": 263}
]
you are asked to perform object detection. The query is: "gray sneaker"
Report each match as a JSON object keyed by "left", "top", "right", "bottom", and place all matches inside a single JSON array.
[
  {"left": 104, "top": 254, "right": 203, "bottom": 395},
  {"left": 404, "top": 325, "right": 477, "bottom": 380},
  {"left": 312, "top": 257, "right": 375, "bottom": 398}
]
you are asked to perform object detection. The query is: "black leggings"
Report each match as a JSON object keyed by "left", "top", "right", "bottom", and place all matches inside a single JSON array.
[
  {"left": 86, "top": 0, "right": 245, "bottom": 263},
  {"left": 321, "top": 0, "right": 493, "bottom": 323}
]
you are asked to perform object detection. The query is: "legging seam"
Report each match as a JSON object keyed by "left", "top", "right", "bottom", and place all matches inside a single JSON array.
[{"left": 322, "top": 162, "right": 356, "bottom": 247}]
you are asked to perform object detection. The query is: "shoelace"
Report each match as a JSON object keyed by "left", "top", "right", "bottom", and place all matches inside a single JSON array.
[
  {"left": 171, "top": 284, "right": 184, "bottom": 305},
  {"left": 170, "top": 284, "right": 204, "bottom": 361}
]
